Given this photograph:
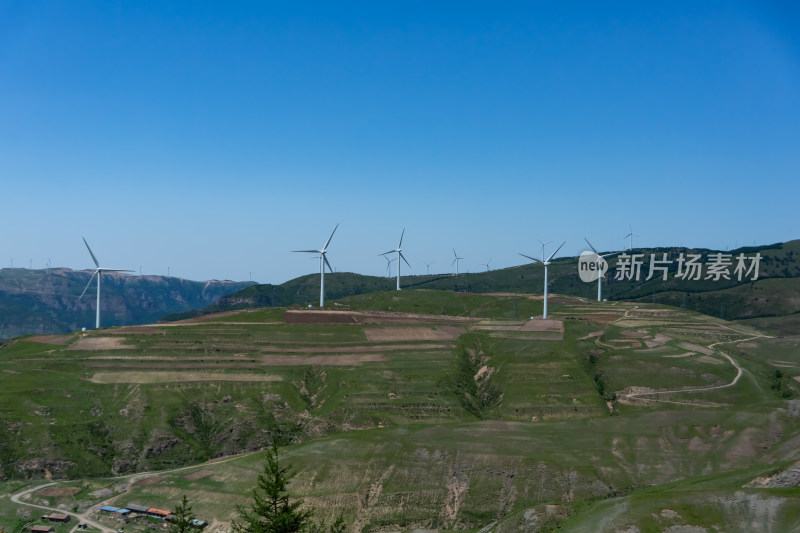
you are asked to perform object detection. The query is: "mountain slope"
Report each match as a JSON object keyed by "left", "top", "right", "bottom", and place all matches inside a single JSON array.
[{"left": 0, "top": 268, "right": 254, "bottom": 339}]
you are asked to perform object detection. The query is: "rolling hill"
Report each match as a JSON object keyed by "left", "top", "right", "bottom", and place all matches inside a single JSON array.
[
  {"left": 1, "top": 291, "right": 799, "bottom": 532},
  {"left": 172, "top": 240, "right": 800, "bottom": 334},
  {"left": 0, "top": 268, "right": 254, "bottom": 340}
]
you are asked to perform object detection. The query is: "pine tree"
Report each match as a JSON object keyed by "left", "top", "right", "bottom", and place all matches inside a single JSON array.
[
  {"left": 233, "top": 444, "right": 313, "bottom": 533},
  {"left": 168, "top": 495, "right": 195, "bottom": 533}
]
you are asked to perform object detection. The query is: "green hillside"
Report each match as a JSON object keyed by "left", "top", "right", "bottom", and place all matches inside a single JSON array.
[
  {"left": 175, "top": 240, "right": 800, "bottom": 335},
  {"left": 1, "top": 291, "right": 799, "bottom": 532}
]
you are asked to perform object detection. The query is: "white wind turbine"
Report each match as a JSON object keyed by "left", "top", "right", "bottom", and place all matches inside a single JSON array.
[
  {"left": 584, "top": 238, "right": 619, "bottom": 302},
  {"left": 452, "top": 249, "right": 463, "bottom": 275},
  {"left": 425, "top": 261, "right": 435, "bottom": 275},
  {"left": 380, "top": 229, "right": 411, "bottom": 290},
  {"left": 538, "top": 239, "right": 552, "bottom": 261},
  {"left": 623, "top": 224, "right": 640, "bottom": 251},
  {"left": 481, "top": 258, "right": 492, "bottom": 272},
  {"left": 292, "top": 224, "right": 338, "bottom": 307},
  {"left": 520, "top": 241, "right": 565, "bottom": 320},
  {"left": 384, "top": 255, "right": 396, "bottom": 278},
  {"left": 80, "top": 238, "right": 133, "bottom": 329}
]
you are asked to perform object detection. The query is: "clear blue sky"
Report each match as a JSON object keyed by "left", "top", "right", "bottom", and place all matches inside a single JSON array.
[{"left": 2, "top": 1, "right": 798, "bottom": 283}]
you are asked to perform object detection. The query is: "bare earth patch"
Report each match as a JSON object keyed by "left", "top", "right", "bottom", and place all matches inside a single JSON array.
[
  {"left": 663, "top": 352, "right": 697, "bottom": 358},
  {"left": 645, "top": 334, "right": 672, "bottom": 348},
  {"left": 184, "top": 469, "right": 215, "bottom": 481},
  {"left": 89, "top": 372, "right": 283, "bottom": 384},
  {"left": 69, "top": 337, "right": 133, "bottom": 350},
  {"left": 132, "top": 476, "right": 166, "bottom": 487},
  {"left": 36, "top": 486, "right": 81, "bottom": 497},
  {"left": 26, "top": 335, "right": 73, "bottom": 345},
  {"left": 261, "top": 354, "right": 387, "bottom": 366},
  {"left": 519, "top": 319, "right": 563, "bottom": 333},
  {"left": 365, "top": 326, "right": 463, "bottom": 342}
]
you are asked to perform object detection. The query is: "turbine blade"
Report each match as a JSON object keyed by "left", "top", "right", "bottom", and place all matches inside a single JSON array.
[
  {"left": 400, "top": 252, "right": 411, "bottom": 269},
  {"left": 380, "top": 250, "right": 395, "bottom": 256},
  {"left": 80, "top": 270, "right": 98, "bottom": 298},
  {"left": 82, "top": 237, "right": 100, "bottom": 268},
  {"left": 398, "top": 228, "right": 405, "bottom": 248},
  {"left": 519, "top": 253, "right": 541, "bottom": 263},
  {"left": 323, "top": 254, "right": 333, "bottom": 273},
  {"left": 292, "top": 249, "right": 321, "bottom": 253},
  {"left": 546, "top": 241, "right": 566, "bottom": 262},
  {"left": 323, "top": 223, "right": 339, "bottom": 251},
  {"left": 584, "top": 237, "right": 599, "bottom": 254},
  {"left": 453, "top": 248, "right": 457, "bottom": 257}
]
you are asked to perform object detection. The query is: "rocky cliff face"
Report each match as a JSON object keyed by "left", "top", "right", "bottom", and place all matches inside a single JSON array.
[{"left": 0, "top": 268, "right": 254, "bottom": 339}]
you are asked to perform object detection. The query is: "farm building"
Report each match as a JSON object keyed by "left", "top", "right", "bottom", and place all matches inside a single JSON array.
[
  {"left": 126, "top": 504, "right": 149, "bottom": 514},
  {"left": 99, "top": 506, "right": 119, "bottom": 513},
  {"left": 147, "top": 508, "right": 171, "bottom": 519},
  {"left": 190, "top": 519, "right": 208, "bottom": 529},
  {"left": 47, "top": 514, "right": 69, "bottom": 523},
  {"left": 30, "top": 526, "right": 54, "bottom": 533}
]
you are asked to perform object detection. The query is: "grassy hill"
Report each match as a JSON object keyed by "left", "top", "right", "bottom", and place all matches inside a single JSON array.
[
  {"left": 175, "top": 240, "right": 800, "bottom": 335},
  {"left": 0, "top": 268, "right": 254, "bottom": 339},
  {"left": 1, "top": 291, "right": 799, "bottom": 532}
]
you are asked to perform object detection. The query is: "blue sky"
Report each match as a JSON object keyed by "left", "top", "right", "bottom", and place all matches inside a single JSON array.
[{"left": 1, "top": 1, "right": 798, "bottom": 283}]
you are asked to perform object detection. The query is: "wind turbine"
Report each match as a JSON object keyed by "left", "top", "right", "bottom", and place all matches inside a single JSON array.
[
  {"left": 79, "top": 238, "right": 133, "bottom": 329},
  {"left": 292, "top": 224, "right": 338, "bottom": 307},
  {"left": 384, "top": 255, "right": 396, "bottom": 278},
  {"left": 623, "top": 224, "right": 639, "bottom": 251},
  {"left": 481, "top": 258, "right": 492, "bottom": 272},
  {"left": 538, "top": 239, "right": 552, "bottom": 261},
  {"left": 452, "top": 249, "right": 463, "bottom": 275},
  {"left": 520, "top": 241, "right": 565, "bottom": 320},
  {"left": 584, "top": 238, "right": 619, "bottom": 302},
  {"left": 425, "top": 261, "right": 435, "bottom": 275},
  {"left": 380, "top": 229, "right": 411, "bottom": 290}
]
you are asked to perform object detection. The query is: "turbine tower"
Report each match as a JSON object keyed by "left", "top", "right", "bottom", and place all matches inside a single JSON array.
[
  {"left": 425, "top": 261, "right": 434, "bottom": 275},
  {"left": 80, "top": 238, "right": 133, "bottom": 329},
  {"left": 584, "top": 238, "right": 619, "bottom": 302},
  {"left": 520, "top": 241, "right": 565, "bottom": 320},
  {"left": 380, "top": 229, "right": 411, "bottom": 290},
  {"left": 452, "top": 249, "right": 463, "bottom": 275},
  {"left": 292, "top": 224, "right": 338, "bottom": 307}
]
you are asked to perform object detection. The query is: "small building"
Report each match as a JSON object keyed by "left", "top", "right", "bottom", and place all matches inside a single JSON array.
[
  {"left": 31, "top": 526, "right": 55, "bottom": 533},
  {"left": 100, "top": 506, "right": 120, "bottom": 513},
  {"left": 147, "top": 508, "right": 171, "bottom": 519},
  {"left": 48, "top": 514, "right": 70, "bottom": 523},
  {"left": 126, "top": 504, "right": 149, "bottom": 514},
  {"left": 190, "top": 519, "right": 208, "bottom": 529},
  {"left": 116, "top": 509, "right": 131, "bottom": 516}
]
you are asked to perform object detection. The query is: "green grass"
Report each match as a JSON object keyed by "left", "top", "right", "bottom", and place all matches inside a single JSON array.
[{"left": 2, "top": 293, "right": 800, "bottom": 532}]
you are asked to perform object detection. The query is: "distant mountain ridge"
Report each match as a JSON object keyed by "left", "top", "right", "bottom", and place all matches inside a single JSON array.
[
  {"left": 0, "top": 267, "right": 254, "bottom": 339},
  {"left": 168, "top": 240, "right": 800, "bottom": 333}
]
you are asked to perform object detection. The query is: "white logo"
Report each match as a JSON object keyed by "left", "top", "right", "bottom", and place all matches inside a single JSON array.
[{"left": 578, "top": 251, "right": 608, "bottom": 282}]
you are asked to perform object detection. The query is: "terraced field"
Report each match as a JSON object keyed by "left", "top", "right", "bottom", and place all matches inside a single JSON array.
[{"left": 1, "top": 291, "right": 799, "bottom": 532}]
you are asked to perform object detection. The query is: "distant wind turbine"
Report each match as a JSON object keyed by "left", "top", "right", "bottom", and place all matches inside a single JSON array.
[
  {"left": 452, "top": 249, "right": 464, "bottom": 276},
  {"left": 425, "top": 261, "right": 435, "bottom": 275},
  {"left": 80, "top": 237, "right": 133, "bottom": 329},
  {"left": 584, "top": 238, "right": 619, "bottom": 302},
  {"left": 292, "top": 224, "right": 338, "bottom": 307},
  {"left": 481, "top": 258, "right": 492, "bottom": 272},
  {"left": 623, "top": 224, "right": 640, "bottom": 251},
  {"left": 384, "top": 255, "right": 396, "bottom": 278},
  {"left": 537, "top": 239, "right": 552, "bottom": 261},
  {"left": 380, "top": 229, "right": 411, "bottom": 290},
  {"left": 520, "top": 241, "right": 565, "bottom": 319}
]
